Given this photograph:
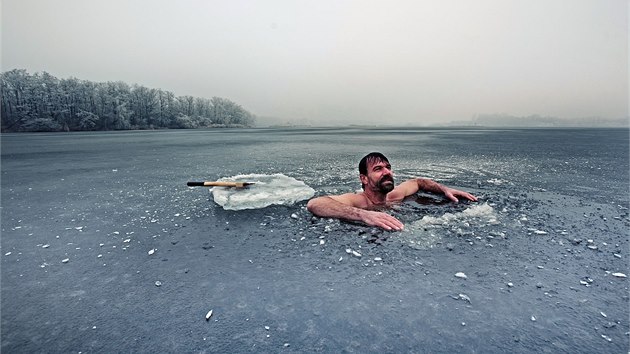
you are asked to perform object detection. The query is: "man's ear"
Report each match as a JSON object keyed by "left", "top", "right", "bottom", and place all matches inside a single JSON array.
[{"left": 360, "top": 174, "right": 368, "bottom": 185}]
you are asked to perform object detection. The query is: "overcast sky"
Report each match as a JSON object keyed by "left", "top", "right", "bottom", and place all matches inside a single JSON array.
[{"left": 2, "top": 0, "right": 628, "bottom": 125}]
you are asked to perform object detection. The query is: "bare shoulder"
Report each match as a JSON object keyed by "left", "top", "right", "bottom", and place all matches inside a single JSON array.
[{"left": 329, "top": 192, "right": 369, "bottom": 209}]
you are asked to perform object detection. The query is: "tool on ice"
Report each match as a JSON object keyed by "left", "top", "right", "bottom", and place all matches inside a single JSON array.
[{"left": 187, "top": 181, "right": 254, "bottom": 188}]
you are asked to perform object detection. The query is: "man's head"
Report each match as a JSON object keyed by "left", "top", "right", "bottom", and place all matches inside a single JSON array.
[{"left": 359, "top": 152, "right": 395, "bottom": 193}]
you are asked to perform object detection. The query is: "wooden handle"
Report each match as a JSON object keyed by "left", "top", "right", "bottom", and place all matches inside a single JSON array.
[{"left": 187, "top": 181, "right": 253, "bottom": 188}]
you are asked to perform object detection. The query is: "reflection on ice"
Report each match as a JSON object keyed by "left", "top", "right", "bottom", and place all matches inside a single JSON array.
[
  {"left": 401, "top": 203, "right": 500, "bottom": 249},
  {"left": 212, "top": 173, "right": 315, "bottom": 210}
]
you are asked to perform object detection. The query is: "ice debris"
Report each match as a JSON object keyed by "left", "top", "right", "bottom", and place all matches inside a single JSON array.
[{"left": 455, "top": 272, "right": 467, "bottom": 279}]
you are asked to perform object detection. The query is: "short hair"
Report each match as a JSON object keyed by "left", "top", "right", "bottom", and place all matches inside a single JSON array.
[
  {"left": 359, "top": 152, "right": 389, "bottom": 175},
  {"left": 359, "top": 153, "right": 390, "bottom": 189}
]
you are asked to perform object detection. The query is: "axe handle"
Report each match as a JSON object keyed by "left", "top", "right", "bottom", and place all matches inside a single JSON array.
[{"left": 187, "top": 181, "right": 251, "bottom": 188}]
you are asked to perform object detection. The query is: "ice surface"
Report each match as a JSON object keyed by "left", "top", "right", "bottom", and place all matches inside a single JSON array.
[{"left": 212, "top": 173, "right": 315, "bottom": 210}]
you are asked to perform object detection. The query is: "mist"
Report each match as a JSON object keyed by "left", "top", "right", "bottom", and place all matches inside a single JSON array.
[{"left": 2, "top": 0, "right": 627, "bottom": 126}]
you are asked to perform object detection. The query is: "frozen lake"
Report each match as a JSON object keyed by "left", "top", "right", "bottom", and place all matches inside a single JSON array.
[{"left": 2, "top": 128, "right": 628, "bottom": 352}]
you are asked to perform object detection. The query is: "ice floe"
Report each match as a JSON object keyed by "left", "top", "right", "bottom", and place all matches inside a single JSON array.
[{"left": 212, "top": 174, "right": 315, "bottom": 210}]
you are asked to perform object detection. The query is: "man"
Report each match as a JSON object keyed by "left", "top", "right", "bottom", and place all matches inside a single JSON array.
[{"left": 306, "top": 152, "right": 478, "bottom": 231}]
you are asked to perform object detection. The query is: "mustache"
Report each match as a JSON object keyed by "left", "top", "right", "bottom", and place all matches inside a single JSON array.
[{"left": 379, "top": 175, "right": 394, "bottom": 183}]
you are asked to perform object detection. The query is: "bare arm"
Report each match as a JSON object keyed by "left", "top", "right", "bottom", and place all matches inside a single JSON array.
[
  {"left": 389, "top": 178, "right": 478, "bottom": 202},
  {"left": 306, "top": 195, "right": 404, "bottom": 231}
]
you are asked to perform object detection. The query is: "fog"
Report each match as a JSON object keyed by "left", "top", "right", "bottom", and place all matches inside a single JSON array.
[{"left": 2, "top": 0, "right": 627, "bottom": 126}]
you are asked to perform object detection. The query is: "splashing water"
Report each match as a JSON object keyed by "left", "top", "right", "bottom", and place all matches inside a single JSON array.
[
  {"left": 400, "top": 203, "right": 500, "bottom": 249},
  {"left": 212, "top": 173, "right": 315, "bottom": 210}
]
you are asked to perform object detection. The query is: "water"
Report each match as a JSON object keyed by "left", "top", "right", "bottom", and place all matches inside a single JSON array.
[{"left": 1, "top": 127, "right": 628, "bottom": 353}]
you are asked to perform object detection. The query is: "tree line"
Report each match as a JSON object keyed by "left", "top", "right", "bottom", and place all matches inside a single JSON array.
[{"left": 1, "top": 69, "right": 256, "bottom": 132}]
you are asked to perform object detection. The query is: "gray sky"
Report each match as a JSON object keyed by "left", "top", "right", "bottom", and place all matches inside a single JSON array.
[{"left": 2, "top": 0, "right": 628, "bottom": 125}]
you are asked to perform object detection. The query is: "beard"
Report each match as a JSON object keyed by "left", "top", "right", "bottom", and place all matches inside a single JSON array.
[{"left": 377, "top": 175, "right": 395, "bottom": 193}]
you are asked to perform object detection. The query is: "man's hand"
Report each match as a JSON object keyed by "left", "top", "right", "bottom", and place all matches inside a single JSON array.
[
  {"left": 443, "top": 187, "right": 478, "bottom": 203},
  {"left": 307, "top": 195, "right": 404, "bottom": 231},
  {"left": 361, "top": 210, "right": 404, "bottom": 231}
]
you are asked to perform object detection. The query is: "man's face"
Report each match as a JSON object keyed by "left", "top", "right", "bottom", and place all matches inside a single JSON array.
[{"left": 361, "top": 159, "right": 395, "bottom": 194}]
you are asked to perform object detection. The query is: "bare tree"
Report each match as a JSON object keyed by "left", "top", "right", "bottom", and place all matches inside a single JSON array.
[{"left": 1, "top": 70, "right": 255, "bottom": 132}]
